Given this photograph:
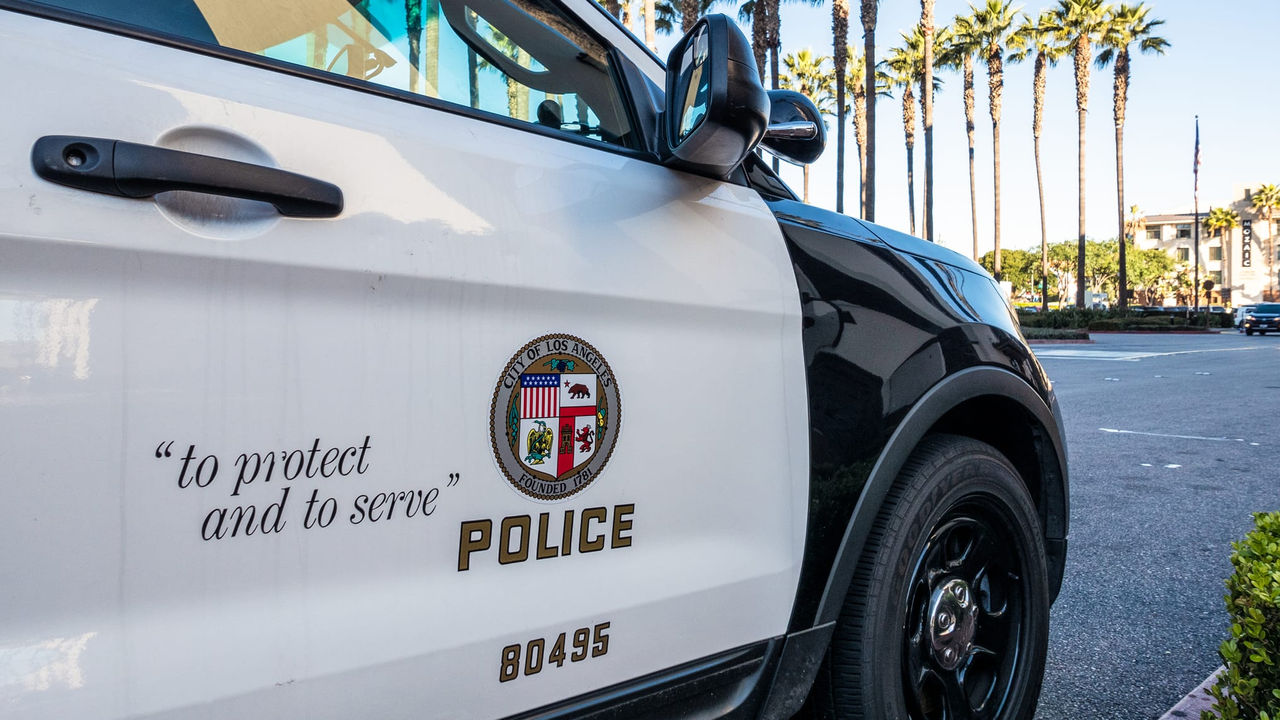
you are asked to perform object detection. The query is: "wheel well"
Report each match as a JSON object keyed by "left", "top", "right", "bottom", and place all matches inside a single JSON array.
[{"left": 928, "top": 394, "right": 1053, "bottom": 535}]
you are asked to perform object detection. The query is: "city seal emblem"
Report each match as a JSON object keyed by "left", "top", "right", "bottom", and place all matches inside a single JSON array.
[{"left": 490, "top": 334, "right": 621, "bottom": 501}]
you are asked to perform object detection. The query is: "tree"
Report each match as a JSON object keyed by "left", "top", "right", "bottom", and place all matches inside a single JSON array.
[
  {"left": 1097, "top": 2, "right": 1169, "bottom": 308},
  {"left": 833, "top": 0, "right": 850, "bottom": 213},
  {"left": 886, "top": 34, "right": 921, "bottom": 234},
  {"left": 1049, "top": 0, "right": 1112, "bottom": 307},
  {"left": 970, "top": 0, "right": 1021, "bottom": 281},
  {"left": 979, "top": 249, "right": 1038, "bottom": 295},
  {"left": 920, "top": 0, "right": 936, "bottom": 239},
  {"left": 780, "top": 49, "right": 835, "bottom": 202},
  {"left": 844, "top": 47, "right": 891, "bottom": 219},
  {"left": 1251, "top": 184, "right": 1280, "bottom": 300},
  {"left": 940, "top": 13, "right": 982, "bottom": 260},
  {"left": 861, "top": 0, "right": 879, "bottom": 221},
  {"left": 1204, "top": 206, "right": 1241, "bottom": 293},
  {"left": 1010, "top": 11, "right": 1067, "bottom": 311},
  {"left": 887, "top": 27, "right": 944, "bottom": 236}
]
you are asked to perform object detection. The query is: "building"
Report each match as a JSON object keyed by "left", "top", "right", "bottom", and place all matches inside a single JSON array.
[{"left": 1136, "top": 188, "right": 1280, "bottom": 305}]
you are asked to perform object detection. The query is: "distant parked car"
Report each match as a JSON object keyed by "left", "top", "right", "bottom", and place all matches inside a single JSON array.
[
  {"left": 1244, "top": 303, "right": 1280, "bottom": 336},
  {"left": 1236, "top": 305, "right": 1257, "bottom": 330}
]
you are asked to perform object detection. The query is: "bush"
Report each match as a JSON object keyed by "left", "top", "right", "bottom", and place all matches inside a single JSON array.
[
  {"left": 1204, "top": 511, "right": 1280, "bottom": 720},
  {"left": 1019, "top": 326, "right": 1090, "bottom": 341}
]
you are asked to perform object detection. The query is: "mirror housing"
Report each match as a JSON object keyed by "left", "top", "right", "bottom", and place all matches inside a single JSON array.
[
  {"left": 661, "top": 15, "right": 769, "bottom": 179},
  {"left": 759, "top": 89, "right": 826, "bottom": 165}
]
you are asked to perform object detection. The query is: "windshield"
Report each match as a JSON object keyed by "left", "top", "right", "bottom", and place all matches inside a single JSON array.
[{"left": 1255, "top": 304, "right": 1280, "bottom": 313}]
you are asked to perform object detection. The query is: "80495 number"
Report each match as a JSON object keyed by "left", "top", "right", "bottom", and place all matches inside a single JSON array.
[{"left": 499, "top": 622, "right": 610, "bottom": 683}]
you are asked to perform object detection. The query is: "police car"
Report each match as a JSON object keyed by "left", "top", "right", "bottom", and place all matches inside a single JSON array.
[{"left": 0, "top": 0, "right": 1068, "bottom": 718}]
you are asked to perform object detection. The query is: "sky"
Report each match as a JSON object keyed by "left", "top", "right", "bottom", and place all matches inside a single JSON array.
[{"left": 649, "top": 0, "right": 1280, "bottom": 259}]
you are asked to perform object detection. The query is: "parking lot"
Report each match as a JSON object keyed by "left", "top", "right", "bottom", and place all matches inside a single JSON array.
[{"left": 1031, "top": 332, "right": 1280, "bottom": 719}]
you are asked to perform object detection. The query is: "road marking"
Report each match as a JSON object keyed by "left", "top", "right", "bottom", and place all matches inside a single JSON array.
[
  {"left": 1164, "top": 464, "right": 1182, "bottom": 469},
  {"left": 1035, "top": 346, "right": 1264, "bottom": 361},
  {"left": 1099, "top": 427, "right": 1247, "bottom": 443}
]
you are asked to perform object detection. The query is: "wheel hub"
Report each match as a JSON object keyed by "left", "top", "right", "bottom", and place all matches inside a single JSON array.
[{"left": 928, "top": 578, "right": 979, "bottom": 671}]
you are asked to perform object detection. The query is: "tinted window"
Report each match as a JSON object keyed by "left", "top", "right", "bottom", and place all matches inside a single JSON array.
[
  {"left": 1256, "top": 304, "right": 1280, "bottom": 314},
  {"left": 33, "top": 0, "right": 636, "bottom": 148}
]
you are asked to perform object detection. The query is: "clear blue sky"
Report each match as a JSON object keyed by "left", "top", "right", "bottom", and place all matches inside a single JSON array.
[{"left": 653, "top": 0, "right": 1279, "bottom": 258}]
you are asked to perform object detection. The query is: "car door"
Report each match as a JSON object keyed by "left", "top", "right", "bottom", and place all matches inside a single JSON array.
[{"left": 0, "top": 1, "right": 807, "bottom": 718}]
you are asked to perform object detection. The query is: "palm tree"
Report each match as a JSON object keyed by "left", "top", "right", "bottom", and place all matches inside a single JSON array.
[
  {"left": 780, "top": 49, "right": 835, "bottom": 202},
  {"left": 1252, "top": 184, "right": 1280, "bottom": 300},
  {"left": 1204, "top": 207, "right": 1240, "bottom": 294},
  {"left": 1097, "top": 2, "right": 1168, "bottom": 309},
  {"left": 844, "top": 47, "right": 891, "bottom": 219},
  {"left": 1010, "top": 11, "right": 1067, "bottom": 310},
  {"left": 1049, "top": 0, "right": 1111, "bottom": 307},
  {"left": 920, "top": 0, "right": 936, "bottom": 240},
  {"left": 886, "top": 29, "right": 940, "bottom": 235},
  {"left": 940, "top": 14, "right": 982, "bottom": 260},
  {"left": 833, "top": 0, "right": 850, "bottom": 213},
  {"left": 861, "top": 0, "right": 878, "bottom": 221},
  {"left": 886, "top": 37, "right": 920, "bottom": 234},
  {"left": 970, "top": 0, "right": 1021, "bottom": 281}
]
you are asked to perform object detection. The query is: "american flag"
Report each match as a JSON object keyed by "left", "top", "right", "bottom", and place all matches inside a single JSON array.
[
  {"left": 520, "top": 374, "right": 560, "bottom": 419},
  {"left": 1193, "top": 116, "right": 1200, "bottom": 190}
]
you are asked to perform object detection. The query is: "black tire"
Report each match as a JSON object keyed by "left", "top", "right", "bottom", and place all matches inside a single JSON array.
[
  {"left": 1246, "top": 328, "right": 1254, "bottom": 336},
  {"left": 829, "top": 434, "right": 1050, "bottom": 720}
]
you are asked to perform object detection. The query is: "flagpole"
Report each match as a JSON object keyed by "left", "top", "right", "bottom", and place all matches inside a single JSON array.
[{"left": 1193, "top": 116, "right": 1200, "bottom": 313}]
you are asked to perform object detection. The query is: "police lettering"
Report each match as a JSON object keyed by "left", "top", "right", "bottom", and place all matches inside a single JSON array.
[{"left": 457, "top": 504, "right": 635, "bottom": 571}]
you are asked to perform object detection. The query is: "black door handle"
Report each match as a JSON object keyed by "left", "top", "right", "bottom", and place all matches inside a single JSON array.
[{"left": 31, "top": 135, "right": 343, "bottom": 218}]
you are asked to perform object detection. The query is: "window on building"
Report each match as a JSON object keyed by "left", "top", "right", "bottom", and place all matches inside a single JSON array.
[
  {"left": 1176, "top": 224, "right": 1191, "bottom": 239},
  {"left": 1212, "top": 227, "right": 1222, "bottom": 237},
  {"left": 1209, "top": 246, "right": 1223, "bottom": 261},
  {"left": 1177, "top": 247, "right": 1190, "bottom": 262},
  {"left": 1210, "top": 271, "right": 1223, "bottom": 285},
  {"left": 1146, "top": 228, "right": 1161, "bottom": 240}
]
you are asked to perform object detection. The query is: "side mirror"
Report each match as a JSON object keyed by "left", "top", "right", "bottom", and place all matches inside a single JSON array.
[
  {"left": 759, "top": 89, "right": 826, "bottom": 165},
  {"left": 661, "top": 15, "right": 769, "bottom": 179}
]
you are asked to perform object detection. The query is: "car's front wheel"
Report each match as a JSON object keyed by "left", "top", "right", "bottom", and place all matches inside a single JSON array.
[{"left": 828, "top": 435, "right": 1050, "bottom": 719}]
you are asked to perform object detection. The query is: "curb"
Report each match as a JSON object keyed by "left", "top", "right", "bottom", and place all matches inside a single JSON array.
[{"left": 1157, "top": 666, "right": 1223, "bottom": 720}]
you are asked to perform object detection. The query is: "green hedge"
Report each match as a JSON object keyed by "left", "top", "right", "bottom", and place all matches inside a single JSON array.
[
  {"left": 1019, "top": 326, "right": 1090, "bottom": 341},
  {"left": 1204, "top": 511, "right": 1280, "bottom": 720},
  {"left": 1019, "top": 308, "right": 1234, "bottom": 330}
]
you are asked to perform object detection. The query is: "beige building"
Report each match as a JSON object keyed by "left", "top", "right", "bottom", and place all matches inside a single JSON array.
[{"left": 1136, "top": 188, "right": 1280, "bottom": 305}]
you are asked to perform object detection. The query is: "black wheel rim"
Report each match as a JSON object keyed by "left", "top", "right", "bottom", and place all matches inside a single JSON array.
[{"left": 902, "top": 497, "right": 1027, "bottom": 720}]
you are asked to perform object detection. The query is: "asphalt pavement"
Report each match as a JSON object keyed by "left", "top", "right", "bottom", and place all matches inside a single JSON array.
[{"left": 1031, "top": 332, "right": 1280, "bottom": 720}]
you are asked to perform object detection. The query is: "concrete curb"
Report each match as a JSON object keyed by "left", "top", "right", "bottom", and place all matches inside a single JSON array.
[{"left": 1157, "top": 666, "right": 1223, "bottom": 720}]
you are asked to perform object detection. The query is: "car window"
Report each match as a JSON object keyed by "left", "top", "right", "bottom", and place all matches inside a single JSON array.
[
  {"left": 31, "top": 0, "right": 636, "bottom": 149},
  {"left": 1256, "top": 304, "right": 1280, "bottom": 314}
]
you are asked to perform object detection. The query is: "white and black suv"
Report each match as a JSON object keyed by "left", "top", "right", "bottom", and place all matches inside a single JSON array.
[{"left": 0, "top": 1, "right": 1068, "bottom": 718}]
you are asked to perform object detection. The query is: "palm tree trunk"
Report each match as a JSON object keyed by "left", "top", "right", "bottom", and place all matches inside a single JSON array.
[
  {"left": 804, "top": 165, "right": 811, "bottom": 203},
  {"left": 861, "top": 0, "right": 877, "bottom": 222},
  {"left": 855, "top": 88, "right": 868, "bottom": 218},
  {"left": 1034, "top": 52, "right": 1048, "bottom": 312},
  {"left": 903, "top": 84, "right": 916, "bottom": 235},
  {"left": 1074, "top": 37, "right": 1091, "bottom": 308},
  {"left": 1114, "top": 50, "right": 1130, "bottom": 309},
  {"left": 769, "top": 0, "right": 781, "bottom": 172},
  {"left": 406, "top": 0, "right": 423, "bottom": 94},
  {"left": 964, "top": 54, "right": 977, "bottom": 260},
  {"left": 920, "top": 0, "right": 934, "bottom": 241},
  {"left": 468, "top": 49, "right": 479, "bottom": 108},
  {"left": 833, "top": 0, "right": 849, "bottom": 214},
  {"left": 989, "top": 48, "right": 1003, "bottom": 280},
  {"left": 681, "top": 0, "right": 697, "bottom": 32},
  {"left": 425, "top": 0, "right": 440, "bottom": 91},
  {"left": 644, "top": 0, "right": 656, "bottom": 50}
]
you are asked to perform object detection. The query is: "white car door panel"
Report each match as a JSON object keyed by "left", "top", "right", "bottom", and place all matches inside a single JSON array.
[{"left": 0, "top": 6, "right": 807, "bottom": 719}]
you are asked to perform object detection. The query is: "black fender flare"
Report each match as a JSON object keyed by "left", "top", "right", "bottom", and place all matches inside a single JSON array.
[{"left": 815, "top": 364, "right": 1069, "bottom": 626}]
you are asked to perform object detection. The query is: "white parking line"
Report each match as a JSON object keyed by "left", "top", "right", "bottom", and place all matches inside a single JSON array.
[
  {"left": 1034, "top": 346, "right": 1263, "bottom": 361},
  {"left": 1099, "top": 427, "right": 1246, "bottom": 443}
]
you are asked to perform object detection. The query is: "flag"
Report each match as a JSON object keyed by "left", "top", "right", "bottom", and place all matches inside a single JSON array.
[
  {"left": 520, "top": 373, "right": 560, "bottom": 419},
  {"left": 1193, "top": 116, "right": 1201, "bottom": 191}
]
